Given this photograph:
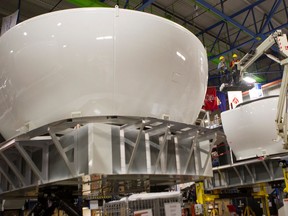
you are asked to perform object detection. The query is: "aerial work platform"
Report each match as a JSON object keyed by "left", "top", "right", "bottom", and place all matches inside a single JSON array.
[
  {"left": 0, "top": 116, "right": 221, "bottom": 197},
  {"left": 219, "top": 82, "right": 254, "bottom": 92}
]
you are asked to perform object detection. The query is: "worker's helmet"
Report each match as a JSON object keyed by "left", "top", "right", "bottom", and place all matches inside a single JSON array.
[
  {"left": 232, "top": 54, "right": 238, "bottom": 58},
  {"left": 219, "top": 56, "right": 224, "bottom": 60}
]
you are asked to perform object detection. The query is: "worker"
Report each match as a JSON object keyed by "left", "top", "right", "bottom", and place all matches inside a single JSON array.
[
  {"left": 230, "top": 54, "right": 240, "bottom": 85},
  {"left": 218, "top": 56, "right": 230, "bottom": 84}
]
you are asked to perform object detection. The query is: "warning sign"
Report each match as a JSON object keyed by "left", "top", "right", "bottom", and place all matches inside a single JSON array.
[
  {"left": 164, "top": 202, "right": 181, "bottom": 216},
  {"left": 228, "top": 91, "right": 243, "bottom": 109}
]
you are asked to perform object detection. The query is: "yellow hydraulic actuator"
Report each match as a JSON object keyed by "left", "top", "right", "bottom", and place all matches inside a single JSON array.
[
  {"left": 252, "top": 184, "right": 270, "bottom": 216},
  {"left": 243, "top": 206, "right": 255, "bottom": 216},
  {"left": 209, "top": 208, "right": 218, "bottom": 216},
  {"left": 196, "top": 182, "right": 219, "bottom": 204},
  {"left": 283, "top": 167, "right": 288, "bottom": 193},
  {"left": 196, "top": 182, "right": 219, "bottom": 216}
]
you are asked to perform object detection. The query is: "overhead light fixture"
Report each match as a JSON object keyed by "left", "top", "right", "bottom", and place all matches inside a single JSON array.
[{"left": 243, "top": 76, "right": 256, "bottom": 83}]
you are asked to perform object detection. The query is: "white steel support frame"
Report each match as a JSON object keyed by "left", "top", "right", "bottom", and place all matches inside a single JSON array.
[
  {"left": 120, "top": 129, "right": 126, "bottom": 174},
  {"left": 154, "top": 127, "right": 170, "bottom": 174},
  {"left": 217, "top": 169, "right": 228, "bottom": 187},
  {"left": 127, "top": 122, "right": 145, "bottom": 173},
  {"left": 0, "top": 138, "right": 55, "bottom": 193},
  {"left": 0, "top": 166, "right": 15, "bottom": 190},
  {"left": 41, "top": 144, "right": 49, "bottom": 182},
  {"left": 194, "top": 137, "right": 201, "bottom": 176},
  {"left": 184, "top": 136, "right": 196, "bottom": 175},
  {"left": 117, "top": 119, "right": 219, "bottom": 177},
  {"left": 174, "top": 136, "right": 181, "bottom": 175},
  {"left": 0, "top": 116, "right": 217, "bottom": 195},
  {"left": 206, "top": 158, "right": 283, "bottom": 190},
  {"left": 0, "top": 139, "right": 51, "bottom": 192},
  {"left": 232, "top": 166, "right": 243, "bottom": 184},
  {"left": 14, "top": 142, "right": 44, "bottom": 183},
  {"left": 0, "top": 151, "right": 27, "bottom": 187},
  {"left": 199, "top": 135, "right": 216, "bottom": 174},
  {"left": 48, "top": 127, "right": 76, "bottom": 177},
  {"left": 261, "top": 160, "right": 273, "bottom": 180},
  {"left": 145, "top": 133, "right": 152, "bottom": 174},
  {"left": 245, "top": 164, "right": 255, "bottom": 184}
]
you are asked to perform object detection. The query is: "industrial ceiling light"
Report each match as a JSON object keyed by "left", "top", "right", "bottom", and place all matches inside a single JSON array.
[{"left": 243, "top": 76, "right": 256, "bottom": 83}]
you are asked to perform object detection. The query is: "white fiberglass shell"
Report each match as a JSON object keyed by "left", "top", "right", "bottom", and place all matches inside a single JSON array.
[
  {"left": 0, "top": 8, "right": 208, "bottom": 139},
  {"left": 221, "top": 96, "right": 287, "bottom": 160}
]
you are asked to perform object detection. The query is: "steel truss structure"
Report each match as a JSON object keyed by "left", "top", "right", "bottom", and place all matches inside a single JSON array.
[
  {"left": 0, "top": 116, "right": 222, "bottom": 197},
  {"left": 205, "top": 157, "right": 284, "bottom": 190}
]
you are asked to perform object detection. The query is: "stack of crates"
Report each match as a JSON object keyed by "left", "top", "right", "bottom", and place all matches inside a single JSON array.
[{"left": 103, "top": 192, "right": 182, "bottom": 216}]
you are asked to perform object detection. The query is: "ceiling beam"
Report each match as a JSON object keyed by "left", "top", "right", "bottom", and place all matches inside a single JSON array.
[
  {"left": 259, "top": 0, "right": 282, "bottom": 33},
  {"left": 196, "top": 0, "right": 265, "bottom": 36},
  {"left": 195, "top": 0, "right": 258, "bottom": 38},
  {"left": 137, "top": 0, "right": 157, "bottom": 11},
  {"left": 209, "top": 21, "right": 288, "bottom": 61},
  {"left": 243, "top": 0, "right": 282, "bottom": 27},
  {"left": 151, "top": 3, "right": 245, "bottom": 56}
]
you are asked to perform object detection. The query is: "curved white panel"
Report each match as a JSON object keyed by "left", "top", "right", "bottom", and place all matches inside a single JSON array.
[
  {"left": 221, "top": 96, "right": 287, "bottom": 160},
  {"left": 0, "top": 8, "right": 208, "bottom": 139}
]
